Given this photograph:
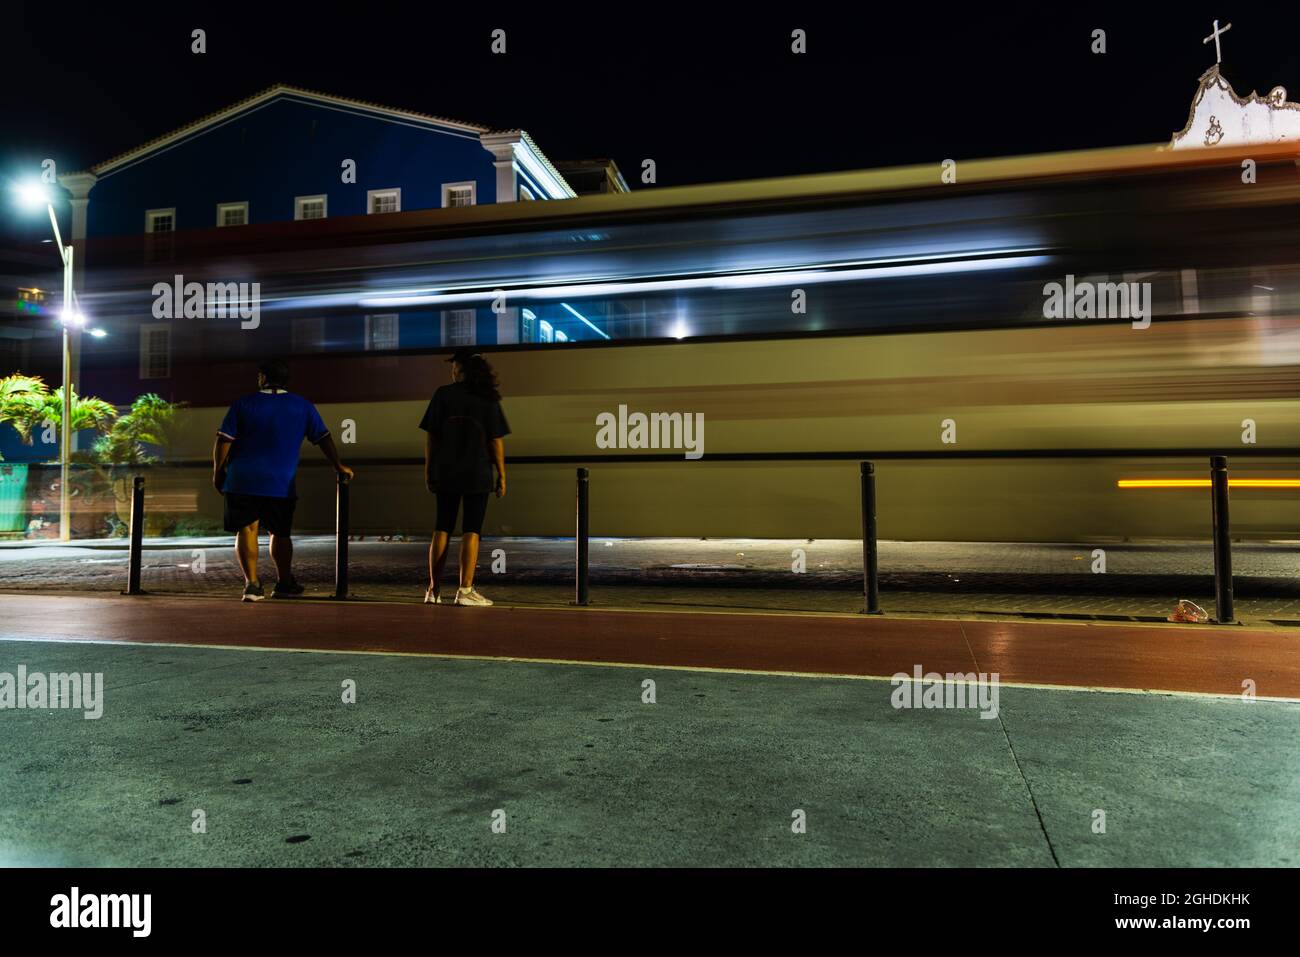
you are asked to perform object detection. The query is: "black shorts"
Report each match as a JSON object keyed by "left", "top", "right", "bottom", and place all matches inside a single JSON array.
[
  {"left": 435, "top": 492, "right": 490, "bottom": 536},
  {"left": 223, "top": 493, "right": 297, "bottom": 536}
]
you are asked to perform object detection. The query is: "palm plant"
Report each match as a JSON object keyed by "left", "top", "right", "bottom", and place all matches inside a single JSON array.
[
  {"left": 0, "top": 374, "right": 117, "bottom": 457},
  {"left": 2, "top": 375, "right": 186, "bottom": 535},
  {"left": 92, "top": 393, "right": 187, "bottom": 531},
  {"left": 93, "top": 393, "right": 184, "bottom": 467},
  {"left": 0, "top": 374, "right": 52, "bottom": 458}
]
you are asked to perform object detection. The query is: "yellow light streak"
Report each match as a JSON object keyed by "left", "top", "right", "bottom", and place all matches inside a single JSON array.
[{"left": 1118, "top": 478, "right": 1300, "bottom": 489}]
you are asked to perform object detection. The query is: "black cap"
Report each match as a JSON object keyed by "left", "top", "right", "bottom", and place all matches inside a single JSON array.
[{"left": 446, "top": 348, "right": 482, "bottom": 364}]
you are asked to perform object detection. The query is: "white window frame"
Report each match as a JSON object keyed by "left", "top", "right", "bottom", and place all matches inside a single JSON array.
[
  {"left": 364, "top": 314, "right": 400, "bottom": 351},
  {"left": 518, "top": 186, "right": 535, "bottom": 201},
  {"left": 145, "top": 208, "right": 176, "bottom": 233},
  {"left": 442, "top": 309, "right": 476, "bottom": 346},
  {"left": 294, "top": 195, "right": 328, "bottom": 221},
  {"left": 539, "top": 319, "right": 554, "bottom": 343},
  {"left": 442, "top": 182, "right": 477, "bottom": 208},
  {"left": 139, "top": 323, "right": 172, "bottom": 379},
  {"left": 367, "top": 188, "right": 402, "bottom": 214},
  {"left": 216, "top": 201, "right": 249, "bottom": 227}
]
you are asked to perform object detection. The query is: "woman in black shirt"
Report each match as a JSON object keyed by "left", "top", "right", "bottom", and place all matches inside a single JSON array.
[{"left": 419, "top": 349, "right": 510, "bottom": 606}]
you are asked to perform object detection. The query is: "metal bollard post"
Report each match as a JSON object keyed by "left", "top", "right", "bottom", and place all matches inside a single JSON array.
[
  {"left": 1210, "top": 455, "right": 1235, "bottom": 624},
  {"left": 334, "top": 473, "right": 350, "bottom": 600},
  {"left": 573, "top": 467, "right": 590, "bottom": 606},
  {"left": 860, "top": 461, "right": 882, "bottom": 615},
  {"left": 122, "top": 475, "right": 145, "bottom": 595}
]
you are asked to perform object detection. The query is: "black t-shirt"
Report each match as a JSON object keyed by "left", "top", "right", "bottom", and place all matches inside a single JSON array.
[{"left": 418, "top": 382, "right": 511, "bottom": 493}]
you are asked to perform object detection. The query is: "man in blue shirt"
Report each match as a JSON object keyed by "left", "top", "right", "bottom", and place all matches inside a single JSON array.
[{"left": 212, "top": 358, "right": 353, "bottom": 601}]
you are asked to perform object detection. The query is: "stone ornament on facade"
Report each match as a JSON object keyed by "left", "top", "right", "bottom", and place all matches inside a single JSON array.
[
  {"left": 1170, "top": 65, "right": 1300, "bottom": 149},
  {"left": 1204, "top": 115, "right": 1224, "bottom": 146}
]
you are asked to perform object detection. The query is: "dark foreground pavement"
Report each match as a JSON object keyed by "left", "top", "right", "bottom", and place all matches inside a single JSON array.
[
  {"left": 0, "top": 591, "right": 1298, "bottom": 866},
  {"left": 1, "top": 636, "right": 1297, "bottom": 867}
]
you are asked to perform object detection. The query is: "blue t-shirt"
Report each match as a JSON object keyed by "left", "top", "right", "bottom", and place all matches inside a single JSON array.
[{"left": 217, "top": 391, "right": 329, "bottom": 498}]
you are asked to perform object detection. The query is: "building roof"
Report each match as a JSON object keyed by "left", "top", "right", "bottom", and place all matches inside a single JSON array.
[
  {"left": 86, "top": 84, "right": 498, "bottom": 177},
  {"left": 483, "top": 129, "right": 576, "bottom": 197},
  {"left": 553, "top": 158, "right": 630, "bottom": 193}
]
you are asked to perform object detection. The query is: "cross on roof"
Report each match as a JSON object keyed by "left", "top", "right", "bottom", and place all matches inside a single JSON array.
[{"left": 1203, "top": 19, "right": 1231, "bottom": 65}]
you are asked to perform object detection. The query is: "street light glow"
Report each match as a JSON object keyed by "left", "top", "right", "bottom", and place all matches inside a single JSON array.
[
  {"left": 88, "top": 328, "right": 108, "bottom": 338},
  {"left": 14, "top": 180, "right": 50, "bottom": 210}
]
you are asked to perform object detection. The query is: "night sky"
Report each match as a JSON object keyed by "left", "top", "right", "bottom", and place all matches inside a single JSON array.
[{"left": 4, "top": 2, "right": 1296, "bottom": 244}]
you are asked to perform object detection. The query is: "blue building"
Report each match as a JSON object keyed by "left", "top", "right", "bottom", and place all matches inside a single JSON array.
[
  {"left": 53, "top": 85, "right": 629, "bottom": 405},
  {"left": 78, "top": 84, "right": 579, "bottom": 234}
]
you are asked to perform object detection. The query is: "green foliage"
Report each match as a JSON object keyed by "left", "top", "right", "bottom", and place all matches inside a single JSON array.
[
  {"left": 0, "top": 375, "right": 184, "bottom": 468},
  {"left": 0, "top": 373, "right": 117, "bottom": 458},
  {"left": 0, "top": 374, "right": 51, "bottom": 454},
  {"left": 2, "top": 374, "right": 189, "bottom": 537},
  {"left": 93, "top": 393, "right": 186, "bottom": 467}
]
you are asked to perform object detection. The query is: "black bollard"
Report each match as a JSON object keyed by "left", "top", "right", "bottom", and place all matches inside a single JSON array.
[
  {"left": 123, "top": 475, "right": 145, "bottom": 596},
  {"left": 860, "top": 461, "right": 882, "bottom": 615},
  {"left": 334, "top": 473, "right": 350, "bottom": 600},
  {"left": 1210, "top": 455, "right": 1234, "bottom": 624},
  {"left": 573, "top": 467, "right": 590, "bottom": 606}
]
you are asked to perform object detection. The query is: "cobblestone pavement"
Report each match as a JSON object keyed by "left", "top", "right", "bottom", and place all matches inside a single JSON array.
[{"left": 2, "top": 536, "right": 1298, "bottom": 624}]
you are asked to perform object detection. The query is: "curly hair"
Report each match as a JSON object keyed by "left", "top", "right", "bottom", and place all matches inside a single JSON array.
[{"left": 458, "top": 353, "right": 501, "bottom": 401}]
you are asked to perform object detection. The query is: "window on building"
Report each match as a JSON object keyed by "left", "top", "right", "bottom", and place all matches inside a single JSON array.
[
  {"left": 145, "top": 208, "right": 176, "bottom": 233},
  {"left": 539, "top": 319, "right": 554, "bottom": 343},
  {"left": 16, "top": 287, "right": 47, "bottom": 310},
  {"left": 364, "top": 314, "right": 400, "bottom": 351},
  {"left": 367, "top": 189, "right": 401, "bottom": 214},
  {"left": 442, "top": 309, "right": 476, "bottom": 346},
  {"left": 521, "top": 308, "right": 537, "bottom": 342},
  {"left": 139, "top": 324, "right": 171, "bottom": 379},
  {"left": 555, "top": 329, "right": 568, "bottom": 342},
  {"left": 519, "top": 186, "right": 535, "bottom": 201},
  {"left": 294, "top": 195, "right": 328, "bottom": 220},
  {"left": 442, "top": 183, "right": 477, "bottom": 207},
  {"left": 217, "top": 202, "right": 249, "bottom": 227}
]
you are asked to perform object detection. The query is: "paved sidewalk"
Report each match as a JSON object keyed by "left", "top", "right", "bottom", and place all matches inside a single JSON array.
[
  {"left": 4, "top": 634, "right": 1297, "bottom": 867},
  {"left": 2, "top": 536, "right": 1298, "bottom": 623}
]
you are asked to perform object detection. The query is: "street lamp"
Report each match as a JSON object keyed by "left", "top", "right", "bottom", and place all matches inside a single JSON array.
[{"left": 15, "top": 179, "right": 80, "bottom": 541}]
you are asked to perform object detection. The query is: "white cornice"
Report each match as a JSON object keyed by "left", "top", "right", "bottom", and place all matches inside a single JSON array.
[
  {"left": 480, "top": 131, "right": 576, "bottom": 199},
  {"left": 57, "top": 172, "right": 99, "bottom": 199}
]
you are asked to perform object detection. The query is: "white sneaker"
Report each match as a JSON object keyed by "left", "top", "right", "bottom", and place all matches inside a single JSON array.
[
  {"left": 424, "top": 587, "right": 441, "bottom": 605},
  {"left": 454, "top": 587, "right": 493, "bottom": 607}
]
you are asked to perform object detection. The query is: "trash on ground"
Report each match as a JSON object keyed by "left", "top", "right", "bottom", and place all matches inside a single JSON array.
[{"left": 1168, "top": 599, "right": 1209, "bottom": 623}]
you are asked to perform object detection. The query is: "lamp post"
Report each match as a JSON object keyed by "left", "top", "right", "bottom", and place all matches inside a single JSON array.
[
  {"left": 17, "top": 182, "right": 83, "bottom": 541},
  {"left": 54, "top": 212, "right": 75, "bottom": 542}
]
